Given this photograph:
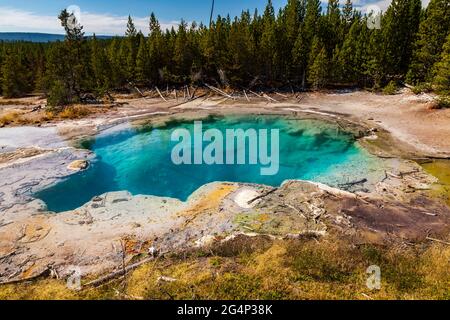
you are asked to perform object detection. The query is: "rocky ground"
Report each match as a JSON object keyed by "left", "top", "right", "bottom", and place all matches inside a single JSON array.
[{"left": 0, "top": 89, "right": 449, "bottom": 287}]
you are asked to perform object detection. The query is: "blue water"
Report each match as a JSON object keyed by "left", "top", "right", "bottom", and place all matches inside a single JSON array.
[{"left": 35, "top": 115, "right": 379, "bottom": 212}]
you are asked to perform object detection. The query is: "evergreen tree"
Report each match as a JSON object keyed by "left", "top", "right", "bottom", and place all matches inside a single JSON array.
[
  {"left": 45, "top": 9, "right": 88, "bottom": 105},
  {"left": 365, "top": 28, "right": 384, "bottom": 88},
  {"left": 342, "top": 0, "right": 354, "bottom": 26},
  {"left": 91, "top": 35, "right": 111, "bottom": 94},
  {"left": 227, "top": 11, "right": 254, "bottom": 86},
  {"left": 408, "top": 0, "right": 450, "bottom": 83},
  {"left": 259, "top": 0, "right": 277, "bottom": 82},
  {"left": 135, "top": 33, "right": 149, "bottom": 85},
  {"left": 2, "top": 1, "right": 449, "bottom": 100},
  {"left": 308, "top": 46, "right": 329, "bottom": 89},
  {"left": 148, "top": 13, "right": 166, "bottom": 85},
  {"left": 281, "top": 0, "right": 306, "bottom": 79},
  {"left": 326, "top": 0, "right": 341, "bottom": 52},
  {"left": 125, "top": 16, "right": 138, "bottom": 82},
  {"left": 433, "top": 33, "right": 450, "bottom": 95},
  {"left": 173, "top": 20, "right": 194, "bottom": 82},
  {"left": 108, "top": 37, "right": 126, "bottom": 88},
  {"left": 1, "top": 50, "right": 28, "bottom": 98},
  {"left": 292, "top": 0, "right": 321, "bottom": 87},
  {"left": 333, "top": 20, "right": 361, "bottom": 84},
  {"left": 125, "top": 15, "right": 137, "bottom": 37},
  {"left": 382, "top": 0, "right": 422, "bottom": 79}
]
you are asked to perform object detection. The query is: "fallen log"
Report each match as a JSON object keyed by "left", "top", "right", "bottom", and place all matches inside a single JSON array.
[
  {"left": 426, "top": 237, "right": 450, "bottom": 245},
  {"left": 205, "top": 83, "right": 234, "bottom": 99},
  {"left": 243, "top": 90, "right": 250, "bottom": 102},
  {"left": 190, "top": 86, "right": 198, "bottom": 99},
  {"left": 275, "top": 92, "right": 288, "bottom": 98},
  {"left": 84, "top": 253, "right": 167, "bottom": 287},
  {"left": 155, "top": 86, "right": 168, "bottom": 102},
  {"left": 338, "top": 178, "right": 368, "bottom": 189},
  {"left": 0, "top": 250, "right": 16, "bottom": 261},
  {"left": 168, "top": 93, "right": 208, "bottom": 109},
  {"left": 29, "top": 105, "right": 43, "bottom": 113},
  {"left": 248, "top": 90, "right": 262, "bottom": 98},
  {"left": 247, "top": 187, "right": 278, "bottom": 205},
  {"left": 0, "top": 221, "right": 13, "bottom": 228},
  {"left": 128, "top": 82, "right": 145, "bottom": 98},
  {"left": 262, "top": 93, "right": 278, "bottom": 103},
  {"left": 386, "top": 172, "right": 402, "bottom": 179},
  {"left": 186, "top": 85, "right": 191, "bottom": 98}
]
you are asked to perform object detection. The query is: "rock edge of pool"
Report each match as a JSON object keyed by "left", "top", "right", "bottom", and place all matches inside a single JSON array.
[{"left": 1, "top": 102, "right": 450, "bottom": 285}]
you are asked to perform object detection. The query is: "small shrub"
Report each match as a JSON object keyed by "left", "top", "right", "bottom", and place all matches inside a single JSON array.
[
  {"left": 382, "top": 81, "right": 398, "bottom": 95},
  {"left": 411, "top": 83, "right": 432, "bottom": 94},
  {"left": 47, "top": 80, "right": 73, "bottom": 106},
  {"left": 59, "top": 106, "right": 92, "bottom": 119},
  {"left": 0, "top": 111, "right": 20, "bottom": 126},
  {"left": 436, "top": 96, "right": 450, "bottom": 109}
]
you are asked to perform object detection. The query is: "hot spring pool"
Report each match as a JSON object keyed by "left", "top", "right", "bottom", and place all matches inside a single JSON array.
[{"left": 35, "top": 115, "right": 381, "bottom": 212}]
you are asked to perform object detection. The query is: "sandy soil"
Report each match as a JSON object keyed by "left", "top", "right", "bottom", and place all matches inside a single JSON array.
[{"left": 1, "top": 89, "right": 450, "bottom": 285}]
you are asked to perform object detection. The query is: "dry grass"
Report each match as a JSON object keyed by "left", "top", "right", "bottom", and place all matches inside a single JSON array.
[
  {"left": 0, "top": 111, "right": 22, "bottom": 126},
  {"left": 0, "top": 100, "right": 36, "bottom": 106},
  {"left": 0, "top": 105, "right": 110, "bottom": 127},
  {"left": 1, "top": 236, "right": 449, "bottom": 300},
  {"left": 51, "top": 105, "right": 93, "bottom": 119}
]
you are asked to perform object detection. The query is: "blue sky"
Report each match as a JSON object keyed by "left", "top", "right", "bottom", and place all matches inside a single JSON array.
[
  {"left": 0, "top": 0, "right": 430, "bottom": 35},
  {"left": 0, "top": 0, "right": 285, "bottom": 23}
]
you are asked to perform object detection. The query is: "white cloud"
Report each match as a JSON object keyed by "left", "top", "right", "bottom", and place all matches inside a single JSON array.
[
  {"left": 0, "top": 1, "right": 433, "bottom": 35},
  {"left": 0, "top": 7, "right": 179, "bottom": 35},
  {"left": 359, "top": 0, "right": 431, "bottom": 12}
]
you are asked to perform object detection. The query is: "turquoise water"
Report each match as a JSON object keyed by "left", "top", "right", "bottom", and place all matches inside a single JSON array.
[{"left": 35, "top": 115, "right": 379, "bottom": 212}]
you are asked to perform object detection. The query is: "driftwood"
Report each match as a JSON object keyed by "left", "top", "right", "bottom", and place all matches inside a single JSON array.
[
  {"left": 338, "top": 178, "right": 368, "bottom": 189},
  {"left": 29, "top": 105, "right": 43, "bottom": 113},
  {"left": 0, "top": 221, "right": 13, "bottom": 228},
  {"left": 0, "top": 250, "right": 16, "bottom": 261},
  {"left": 248, "top": 90, "right": 263, "bottom": 98},
  {"left": 262, "top": 93, "right": 278, "bottom": 103},
  {"left": 155, "top": 86, "right": 168, "bottom": 102},
  {"left": 404, "top": 83, "right": 415, "bottom": 90},
  {"left": 190, "top": 86, "right": 198, "bottom": 99},
  {"left": 426, "top": 237, "right": 450, "bottom": 245},
  {"left": 85, "top": 256, "right": 156, "bottom": 287},
  {"left": 168, "top": 93, "right": 208, "bottom": 109},
  {"left": 128, "top": 82, "right": 145, "bottom": 98},
  {"left": 387, "top": 171, "right": 402, "bottom": 179},
  {"left": 243, "top": 90, "right": 250, "bottom": 102},
  {"left": 275, "top": 92, "right": 288, "bottom": 98},
  {"left": 422, "top": 211, "right": 437, "bottom": 217},
  {"left": 247, "top": 187, "right": 278, "bottom": 205},
  {"left": 205, "top": 84, "right": 234, "bottom": 99}
]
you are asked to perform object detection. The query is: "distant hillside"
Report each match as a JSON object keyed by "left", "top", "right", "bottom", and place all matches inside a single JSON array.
[{"left": 0, "top": 33, "right": 114, "bottom": 43}]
